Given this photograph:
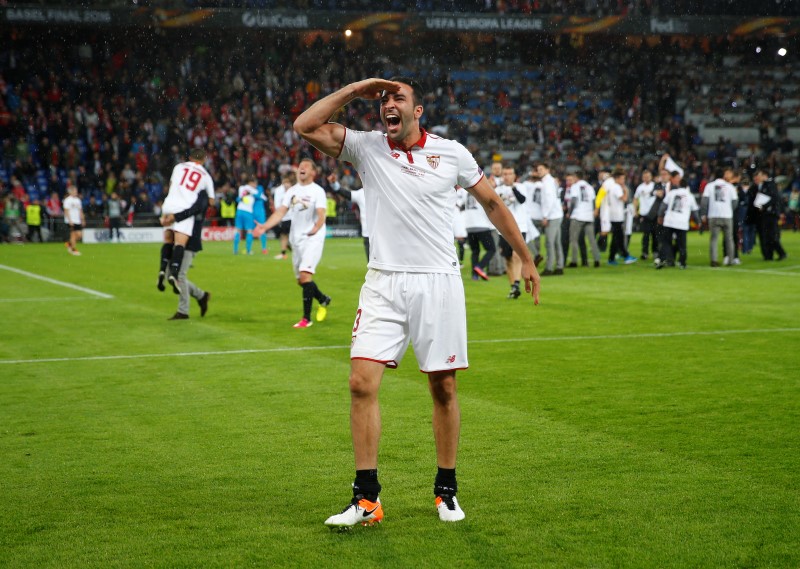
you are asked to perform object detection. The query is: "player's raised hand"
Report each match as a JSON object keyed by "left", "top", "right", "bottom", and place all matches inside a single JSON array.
[{"left": 351, "top": 78, "right": 401, "bottom": 101}]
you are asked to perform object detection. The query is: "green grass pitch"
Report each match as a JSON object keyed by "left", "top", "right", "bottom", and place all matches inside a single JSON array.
[{"left": 1, "top": 232, "right": 799, "bottom": 568}]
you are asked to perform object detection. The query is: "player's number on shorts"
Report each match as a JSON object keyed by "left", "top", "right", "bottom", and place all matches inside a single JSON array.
[
  {"left": 180, "top": 168, "right": 203, "bottom": 191},
  {"left": 352, "top": 308, "right": 362, "bottom": 333}
]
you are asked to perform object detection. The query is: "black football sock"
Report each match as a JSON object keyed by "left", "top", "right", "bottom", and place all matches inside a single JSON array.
[
  {"left": 354, "top": 469, "right": 381, "bottom": 502},
  {"left": 434, "top": 467, "right": 457, "bottom": 497},
  {"left": 513, "top": 280, "right": 520, "bottom": 290},
  {"left": 301, "top": 282, "right": 314, "bottom": 321},
  {"left": 308, "top": 280, "right": 327, "bottom": 302},
  {"left": 160, "top": 243, "right": 173, "bottom": 273},
  {"left": 169, "top": 245, "right": 185, "bottom": 279}
]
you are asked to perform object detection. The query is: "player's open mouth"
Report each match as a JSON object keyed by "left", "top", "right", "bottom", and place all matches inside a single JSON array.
[{"left": 385, "top": 114, "right": 400, "bottom": 127}]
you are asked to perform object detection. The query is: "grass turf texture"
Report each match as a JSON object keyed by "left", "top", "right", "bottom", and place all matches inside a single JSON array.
[{"left": 1, "top": 233, "right": 798, "bottom": 568}]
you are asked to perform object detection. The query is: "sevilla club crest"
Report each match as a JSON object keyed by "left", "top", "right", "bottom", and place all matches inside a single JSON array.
[{"left": 426, "top": 155, "right": 440, "bottom": 169}]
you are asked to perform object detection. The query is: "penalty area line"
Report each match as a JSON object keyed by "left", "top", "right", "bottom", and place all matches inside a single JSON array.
[
  {"left": 0, "top": 264, "right": 114, "bottom": 299},
  {"left": 2, "top": 328, "right": 800, "bottom": 366}
]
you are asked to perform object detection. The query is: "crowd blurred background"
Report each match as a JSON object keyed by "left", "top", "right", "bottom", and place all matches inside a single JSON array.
[{"left": 1, "top": 1, "right": 799, "bottom": 241}]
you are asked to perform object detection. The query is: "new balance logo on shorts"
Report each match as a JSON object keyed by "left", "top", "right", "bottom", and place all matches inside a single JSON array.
[{"left": 446, "top": 354, "right": 456, "bottom": 364}]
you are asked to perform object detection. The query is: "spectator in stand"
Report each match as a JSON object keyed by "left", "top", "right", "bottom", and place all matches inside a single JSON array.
[
  {"left": 219, "top": 186, "right": 237, "bottom": 227},
  {"left": 25, "top": 198, "right": 43, "bottom": 242},
  {"left": 3, "top": 194, "right": 25, "bottom": 242},
  {"left": 45, "top": 191, "right": 63, "bottom": 233},
  {"left": 105, "top": 192, "right": 125, "bottom": 243}
]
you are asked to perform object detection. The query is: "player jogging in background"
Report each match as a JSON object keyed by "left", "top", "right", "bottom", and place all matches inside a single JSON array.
[
  {"left": 158, "top": 148, "right": 215, "bottom": 294},
  {"left": 62, "top": 183, "right": 84, "bottom": 256},
  {"left": 293, "top": 76, "right": 540, "bottom": 528},
  {"left": 271, "top": 173, "right": 295, "bottom": 259},
  {"left": 253, "top": 181, "right": 270, "bottom": 254},
  {"left": 254, "top": 158, "right": 332, "bottom": 328}
]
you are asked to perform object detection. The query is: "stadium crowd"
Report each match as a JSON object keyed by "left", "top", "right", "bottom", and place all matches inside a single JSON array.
[
  {"left": 0, "top": 25, "right": 797, "bottom": 261},
  {"left": 8, "top": 0, "right": 800, "bottom": 15}
]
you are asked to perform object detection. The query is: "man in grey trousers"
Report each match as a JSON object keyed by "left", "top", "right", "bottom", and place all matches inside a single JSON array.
[
  {"left": 701, "top": 168, "right": 739, "bottom": 267},
  {"left": 159, "top": 188, "right": 212, "bottom": 320},
  {"left": 537, "top": 162, "right": 564, "bottom": 276}
]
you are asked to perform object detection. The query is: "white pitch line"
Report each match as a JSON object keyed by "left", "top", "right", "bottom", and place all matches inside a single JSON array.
[
  {"left": 2, "top": 328, "right": 799, "bottom": 366},
  {"left": 0, "top": 297, "right": 104, "bottom": 303},
  {"left": 691, "top": 265, "right": 800, "bottom": 277},
  {"left": 0, "top": 264, "right": 114, "bottom": 299}
]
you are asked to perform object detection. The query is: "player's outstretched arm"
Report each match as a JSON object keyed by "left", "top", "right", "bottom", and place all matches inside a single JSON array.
[
  {"left": 254, "top": 205, "right": 289, "bottom": 238},
  {"left": 467, "top": 177, "right": 540, "bottom": 305},
  {"left": 294, "top": 78, "right": 401, "bottom": 158}
]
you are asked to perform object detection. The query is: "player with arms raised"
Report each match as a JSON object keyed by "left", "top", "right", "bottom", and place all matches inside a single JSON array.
[
  {"left": 293, "top": 77, "right": 540, "bottom": 528},
  {"left": 158, "top": 148, "right": 214, "bottom": 294}
]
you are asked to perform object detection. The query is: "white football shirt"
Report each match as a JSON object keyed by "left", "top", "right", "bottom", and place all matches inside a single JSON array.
[
  {"left": 567, "top": 179, "right": 596, "bottom": 222},
  {"left": 704, "top": 179, "right": 737, "bottom": 219},
  {"left": 339, "top": 128, "right": 483, "bottom": 274},
  {"left": 281, "top": 182, "right": 327, "bottom": 246},
  {"left": 63, "top": 195, "right": 83, "bottom": 225},
  {"left": 495, "top": 183, "right": 528, "bottom": 232},
  {"left": 602, "top": 178, "right": 626, "bottom": 222},
  {"left": 540, "top": 173, "right": 563, "bottom": 221},
  {"left": 523, "top": 180, "right": 543, "bottom": 220},
  {"left": 237, "top": 184, "right": 256, "bottom": 214},
  {"left": 662, "top": 187, "right": 699, "bottom": 231},
  {"left": 463, "top": 191, "right": 493, "bottom": 231},
  {"left": 163, "top": 161, "right": 215, "bottom": 214},
  {"left": 634, "top": 181, "right": 656, "bottom": 216},
  {"left": 272, "top": 183, "right": 294, "bottom": 221}
]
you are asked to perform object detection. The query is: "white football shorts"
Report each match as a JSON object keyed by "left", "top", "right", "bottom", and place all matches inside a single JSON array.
[
  {"left": 350, "top": 269, "right": 468, "bottom": 373},
  {"left": 292, "top": 234, "right": 325, "bottom": 278},
  {"left": 168, "top": 216, "right": 194, "bottom": 238}
]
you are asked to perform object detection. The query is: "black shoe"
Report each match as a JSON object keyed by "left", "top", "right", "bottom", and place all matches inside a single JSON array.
[
  {"left": 541, "top": 270, "right": 555, "bottom": 276},
  {"left": 593, "top": 261, "right": 600, "bottom": 268},
  {"left": 320, "top": 295, "right": 332, "bottom": 307},
  {"left": 710, "top": 261, "right": 720, "bottom": 267},
  {"left": 641, "top": 254, "right": 648, "bottom": 261},
  {"left": 157, "top": 271, "right": 166, "bottom": 292},
  {"left": 168, "top": 312, "right": 189, "bottom": 320},
  {"left": 507, "top": 287, "right": 521, "bottom": 299},
  {"left": 554, "top": 268, "right": 564, "bottom": 275},
  {"left": 168, "top": 274, "right": 180, "bottom": 295},
  {"left": 567, "top": 262, "right": 578, "bottom": 268},
  {"left": 197, "top": 292, "right": 210, "bottom": 317},
  {"left": 778, "top": 254, "right": 787, "bottom": 261},
  {"left": 534, "top": 254, "right": 544, "bottom": 268}
]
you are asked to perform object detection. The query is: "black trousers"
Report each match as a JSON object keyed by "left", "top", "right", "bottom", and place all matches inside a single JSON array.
[
  {"left": 608, "top": 221, "right": 629, "bottom": 261},
  {"left": 758, "top": 214, "right": 786, "bottom": 260},
  {"left": 640, "top": 217, "right": 658, "bottom": 256},
  {"left": 660, "top": 227, "right": 687, "bottom": 266},
  {"left": 467, "top": 230, "right": 496, "bottom": 270}
]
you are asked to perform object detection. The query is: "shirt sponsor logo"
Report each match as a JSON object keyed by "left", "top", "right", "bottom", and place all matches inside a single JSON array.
[
  {"left": 426, "top": 155, "right": 440, "bottom": 169},
  {"left": 446, "top": 354, "right": 456, "bottom": 364}
]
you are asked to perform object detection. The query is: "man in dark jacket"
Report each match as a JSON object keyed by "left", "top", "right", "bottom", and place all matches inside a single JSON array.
[{"left": 753, "top": 169, "right": 787, "bottom": 261}]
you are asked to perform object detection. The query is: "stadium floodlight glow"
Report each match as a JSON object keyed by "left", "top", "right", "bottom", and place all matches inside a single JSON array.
[
  {"left": 756, "top": 46, "right": 762, "bottom": 53},
  {"left": 778, "top": 48, "right": 787, "bottom": 57},
  {"left": 345, "top": 29, "right": 353, "bottom": 38}
]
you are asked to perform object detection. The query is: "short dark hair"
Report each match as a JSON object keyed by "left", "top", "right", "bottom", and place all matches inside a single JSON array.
[
  {"left": 612, "top": 168, "right": 626, "bottom": 178},
  {"left": 535, "top": 162, "right": 550, "bottom": 171},
  {"left": 189, "top": 148, "right": 206, "bottom": 162},
  {"left": 389, "top": 76, "right": 424, "bottom": 106}
]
